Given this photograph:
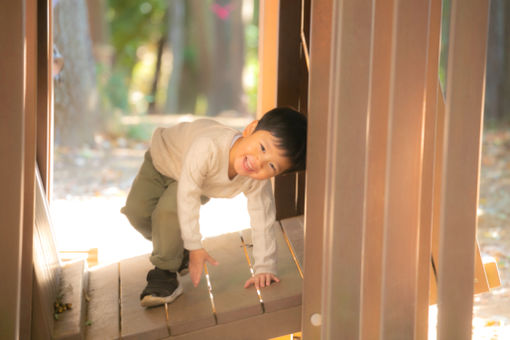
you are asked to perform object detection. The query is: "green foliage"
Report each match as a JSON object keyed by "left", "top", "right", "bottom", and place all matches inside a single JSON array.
[{"left": 107, "top": 0, "right": 168, "bottom": 71}]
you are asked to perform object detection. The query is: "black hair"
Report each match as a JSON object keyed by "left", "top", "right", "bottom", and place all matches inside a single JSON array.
[{"left": 254, "top": 107, "right": 307, "bottom": 173}]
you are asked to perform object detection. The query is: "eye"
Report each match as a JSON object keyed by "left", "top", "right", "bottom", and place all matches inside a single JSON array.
[
  {"left": 260, "top": 144, "right": 266, "bottom": 152},
  {"left": 269, "top": 163, "right": 277, "bottom": 172}
]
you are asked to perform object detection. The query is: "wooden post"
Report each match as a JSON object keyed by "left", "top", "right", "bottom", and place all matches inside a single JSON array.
[
  {"left": 37, "top": 0, "right": 54, "bottom": 200},
  {"left": 437, "top": 0, "right": 490, "bottom": 338},
  {"left": 20, "top": 0, "right": 39, "bottom": 337},
  {"left": 380, "top": 1, "right": 430, "bottom": 338},
  {"left": 302, "top": 0, "right": 333, "bottom": 339},
  {"left": 415, "top": 0, "right": 442, "bottom": 338},
  {"left": 0, "top": 1, "right": 26, "bottom": 338},
  {"left": 360, "top": 0, "right": 394, "bottom": 338},
  {"left": 320, "top": 0, "right": 373, "bottom": 338}
]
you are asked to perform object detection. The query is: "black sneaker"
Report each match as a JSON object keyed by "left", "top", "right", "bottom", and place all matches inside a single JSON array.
[
  {"left": 140, "top": 267, "right": 183, "bottom": 308},
  {"left": 178, "top": 249, "right": 190, "bottom": 276}
]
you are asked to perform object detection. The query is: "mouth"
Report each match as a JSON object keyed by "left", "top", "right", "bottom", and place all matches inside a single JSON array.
[{"left": 243, "top": 156, "right": 254, "bottom": 172}]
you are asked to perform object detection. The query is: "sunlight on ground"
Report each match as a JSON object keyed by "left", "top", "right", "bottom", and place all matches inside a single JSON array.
[{"left": 51, "top": 193, "right": 251, "bottom": 266}]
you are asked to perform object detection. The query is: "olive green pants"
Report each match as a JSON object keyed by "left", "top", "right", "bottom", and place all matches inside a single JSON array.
[{"left": 121, "top": 151, "right": 184, "bottom": 272}]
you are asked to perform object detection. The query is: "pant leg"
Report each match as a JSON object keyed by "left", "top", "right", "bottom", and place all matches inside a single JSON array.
[
  {"left": 149, "top": 181, "right": 184, "bottom": 271},
  {"left": 121, "top": 151, "right": 173, "bottom": 240}
]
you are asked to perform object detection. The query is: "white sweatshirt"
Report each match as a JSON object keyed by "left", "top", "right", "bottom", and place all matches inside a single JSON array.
[{"left": 150, "top": 119, "right": 277, "bottom": 274}]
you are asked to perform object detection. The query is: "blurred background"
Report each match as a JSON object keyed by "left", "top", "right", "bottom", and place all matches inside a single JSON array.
[{"left": 51, "top": 0, "right": 259, "bottom": 266}]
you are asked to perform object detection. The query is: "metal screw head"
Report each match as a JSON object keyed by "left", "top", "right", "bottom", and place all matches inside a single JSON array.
[{"left": 310, "top": 313, "right": 322, "bottom": 326}]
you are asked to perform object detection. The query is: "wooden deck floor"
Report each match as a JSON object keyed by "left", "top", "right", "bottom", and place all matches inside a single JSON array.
[{"left": 85, "top": 216, "right": 304, "bottom": 340}]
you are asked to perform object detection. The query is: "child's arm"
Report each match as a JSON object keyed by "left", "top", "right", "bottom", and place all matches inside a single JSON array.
[{"left": 189, "top": 248, "right": 218, "bottom": 287}]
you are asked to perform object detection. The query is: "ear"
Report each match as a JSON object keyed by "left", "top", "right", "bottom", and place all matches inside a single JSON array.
[{"left": 243, "top": 120, "right": 259, "bottom": 137}]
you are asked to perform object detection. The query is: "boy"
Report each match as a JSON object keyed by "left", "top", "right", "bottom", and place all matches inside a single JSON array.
[{"left": 121, "top": 107, "right": 307, "bottom": 308}]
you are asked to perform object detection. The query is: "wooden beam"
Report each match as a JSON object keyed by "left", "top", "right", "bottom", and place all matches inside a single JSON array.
[
  {"left": 321, "top": 0, "right": 374, "bottom": 338},
  {"left": 0, "top": 0, "right": 25, "bottom": 338},
  {"left": 437, "top": 0, "right": 490, "bottom": 338}
]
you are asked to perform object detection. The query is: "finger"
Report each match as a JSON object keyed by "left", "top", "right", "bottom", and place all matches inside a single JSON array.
[
  {"left": 244, "top": 278, "right": 253, "bottom": 289},
  {"left": 206, "top": 254, "right": 219, "bottom": 266},
  {"left": 254, "top": 277, "right": 260, "bottom": 290},
  {"left": 266, "top": 275, "right": 271, "bottom": 287},
  {"left": 272, "top": 275, "right": 280, "bottom": 283}
]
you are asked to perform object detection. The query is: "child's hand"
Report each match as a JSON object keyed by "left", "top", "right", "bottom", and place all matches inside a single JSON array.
[
  {"left": 244, "top": 273, "right": 280, "bottom": 289},
  {"left": 189, "top": 248, "right": 218, "bottom": 287}
]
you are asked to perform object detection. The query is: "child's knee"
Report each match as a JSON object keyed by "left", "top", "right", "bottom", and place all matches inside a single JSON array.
[{"left": 121, "top": 205, "right": 152, "bottom": 240}]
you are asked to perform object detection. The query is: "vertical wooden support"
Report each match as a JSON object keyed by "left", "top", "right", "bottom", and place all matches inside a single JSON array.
[
  {"left": 257, "top": 0, "right": 279, "bottom": 117},
  {"left": 20, "top": 0, "right": 39, "bottom": 338},
  {"left": 0, "top": 1, "right": 25, "bottom": 338},
  {"left": 360, "top": 0, "right": 394, "bottom": 338},
  {"left": 321, "top": 0, "right": 373, "bottom": 338},
  {"left": 37, "top": 0, "right": 54, "bottom": 199},
  {"left": 415, "top": 1, "right": 442, "bottom": 339},
  {"left": 273, "top": 0, "right": 309, "bottom": 220},
  {"left": 301, "top": 0, "right": 333, "bottom": 339},
  {"left": 436, "top": 0, "right": 490, "bottom": 338},
  {"left": 380, "top": 1, "right": 430, "bottom": 338}
]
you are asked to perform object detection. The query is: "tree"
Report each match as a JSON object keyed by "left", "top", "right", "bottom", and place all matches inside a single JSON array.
[{"left": 53, "top": 0, "right": 99, "bottom": 147}]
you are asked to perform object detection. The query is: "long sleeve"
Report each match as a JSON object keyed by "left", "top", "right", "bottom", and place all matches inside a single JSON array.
[
  {"left": 245, "top": 179, "right": 277, "bottom": 275},
  {"left": 177, "top": 138, "right": 215, "bottom": 250}
]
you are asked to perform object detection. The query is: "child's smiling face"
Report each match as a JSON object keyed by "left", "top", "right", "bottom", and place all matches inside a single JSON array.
[{"left": 229, "top": 122, "right": 291, "bottom": 180}]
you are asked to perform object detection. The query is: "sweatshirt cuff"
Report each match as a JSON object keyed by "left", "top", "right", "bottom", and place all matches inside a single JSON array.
[
  {"left": 183, "top": 239, "right": 203, "bottom": 251},
  {"left": 253, "top": 264, "right": 277, "bottom": 276}
]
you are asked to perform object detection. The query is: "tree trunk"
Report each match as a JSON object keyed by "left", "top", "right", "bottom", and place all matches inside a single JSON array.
[
  {"left": 207, "top": 0, "right": 245, "bottom": 116},
  {"left": 53, "top": 0, "right": 99, "bottom": 147},
  {"left": 165, "top": 0, "right": 186, "bottom": 114}
]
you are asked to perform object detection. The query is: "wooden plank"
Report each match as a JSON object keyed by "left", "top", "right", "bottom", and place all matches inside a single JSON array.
[
  {"left": 242, "top": 223, "right": 302, "bottom": 313},
  {"left": 280, "top": 216, "right": 304, "bottom": 270},
  {"left": 202, "top": 232, "right": 263, "bottom": 324},
  {"left": 165, "top": 265, "right": 216, "bottom": 336},
  {"left": 165, "top": 305, "right": 301, "bottom": 340},
  {"left": 302, "top": 0, "right": 333, "bottom": 337},
  {"left": 53, "top": 259, "right": 88, "bottom": 340},
  {"left": 437, "top": 1, "right": 490, "bottom": 338},
  {"left": 119, "top": 255, "right": 169, "bottom": 340},
  {"left": 86, "top": 263, "right": 120, "bottom": 340}
]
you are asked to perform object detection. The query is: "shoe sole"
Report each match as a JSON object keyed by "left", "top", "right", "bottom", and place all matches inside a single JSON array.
[{"left": 140, "top": 282, "right": 184, "bottom": 308}]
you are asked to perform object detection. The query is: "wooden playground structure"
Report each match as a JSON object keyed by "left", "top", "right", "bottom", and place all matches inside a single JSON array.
[{"left": 0, "top": 0, "right": 501, "bottom": 339}]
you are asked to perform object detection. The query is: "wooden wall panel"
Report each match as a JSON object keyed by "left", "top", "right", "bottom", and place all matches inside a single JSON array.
[{"left": 437, "top": 0, "right": 490, "bottom": 338}]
